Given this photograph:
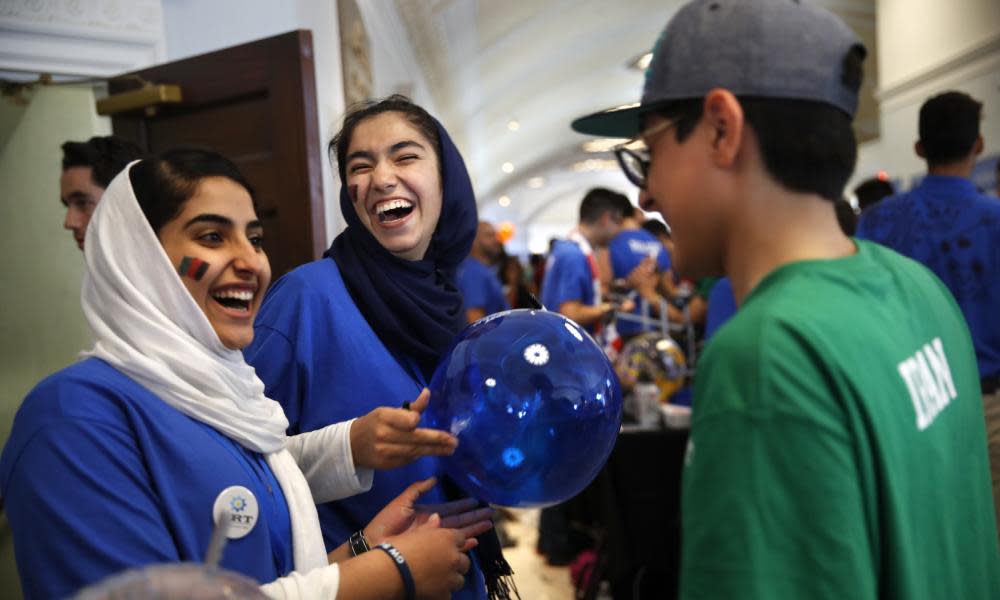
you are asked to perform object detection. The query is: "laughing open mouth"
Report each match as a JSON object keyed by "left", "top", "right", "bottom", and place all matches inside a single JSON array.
[
  {"left": 375, "top": 199, "right": 415, "bottom": 223},
  {"left": 211, "top": 288, "right": 253, "bottom": 312}
]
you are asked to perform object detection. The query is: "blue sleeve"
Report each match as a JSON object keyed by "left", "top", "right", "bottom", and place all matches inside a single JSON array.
[
  {"left": 657, "top": 246, "right": 672, "bottom": 271},
  {"left": 244, "top": 277, "right": 311, "bottom": 434},
  {"left": 456, "top": 263, "right": 488, "bottom": 310},
  {"left": 4, "top": 409, "right": 179, "bottom": 597},
  {"left": 608, "top": 239, "right": 630, "bottom": 280},
  {"left": 705, "top": 277, "right": 738, "bottom": 340},
  {"left": 541, "top": 250, "right": 590, "bottom": 310}
]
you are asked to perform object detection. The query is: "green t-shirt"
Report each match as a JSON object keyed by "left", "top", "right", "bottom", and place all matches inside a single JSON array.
[{"left": 681, "top": 240, "right": 1000, "bottom": 599}]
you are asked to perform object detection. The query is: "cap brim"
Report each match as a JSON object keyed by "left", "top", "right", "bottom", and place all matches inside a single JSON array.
[{"left": 571, "top": 103, "right": 643, "bottom": 138}]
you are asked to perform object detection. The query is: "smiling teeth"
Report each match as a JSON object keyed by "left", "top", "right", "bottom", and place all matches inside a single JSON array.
[
  {"left": 213, "top": 290, "right": 253, "bottom": 301},
  {"left": 376, "top": 199, "right": 414, "bottom": 215}
]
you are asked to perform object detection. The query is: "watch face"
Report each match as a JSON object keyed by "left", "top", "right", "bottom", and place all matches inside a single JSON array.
[{"left": 350, "top": 530, "right": 370, "bottom": 555}]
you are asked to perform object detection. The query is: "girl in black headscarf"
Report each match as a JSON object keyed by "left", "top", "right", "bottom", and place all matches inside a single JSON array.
[{"left": 246, "top": 96, "right": 515, "bottom": 599}]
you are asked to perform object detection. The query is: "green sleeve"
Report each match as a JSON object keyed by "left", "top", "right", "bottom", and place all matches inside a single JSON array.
[{"left": 680, "top": 320, "right": 877, "bottom": 600}]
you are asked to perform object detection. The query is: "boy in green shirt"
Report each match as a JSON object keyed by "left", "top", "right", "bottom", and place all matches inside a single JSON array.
[{"left": 572, "top": 0, "right": 1000, "bottom": 598}]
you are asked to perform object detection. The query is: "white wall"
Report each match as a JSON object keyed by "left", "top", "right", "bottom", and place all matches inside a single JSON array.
[
  {"left": 854, "top": 0, "right": 1000, "bottom": 190},
  {"left": 0, "top": 85, "right": 110, "bottom": 442},
  {"left": 357, "top": 2, "right": 440, "bottom": 115},
  {"left": 162, "top": 0, "right": 346, "bottom": 243},
  {"left": 877, "top": 0, "right": 999, "bottom": 91}
]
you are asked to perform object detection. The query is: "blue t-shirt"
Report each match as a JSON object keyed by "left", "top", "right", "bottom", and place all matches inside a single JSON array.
[
  {"left": 456, "top": 257, "right": 510, "bottom": 316},
  {"left": 705, "top": 276, "right": 738, "bottom": 340},
  {"left": 0, "top": 358, "right": 293, "bottom": 599},
  {"left": 541, "top": 240, "right": 595, "bottom": 318},
  {"left": 608, "top": 229, "right": 672, "bottom": 278},
  {"left": 857, "top": 175, "right": 1000, "bottom": 378},
  {"left": 608, "top": 229, "right": 672, "bottom": 336},
  {"left": 244, "top": 258, "right": 486, "bottom": 600}
]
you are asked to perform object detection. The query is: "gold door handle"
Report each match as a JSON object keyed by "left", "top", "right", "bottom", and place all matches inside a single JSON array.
[{"left": 96, "top": 83, "right": 182, "bottom": 116}]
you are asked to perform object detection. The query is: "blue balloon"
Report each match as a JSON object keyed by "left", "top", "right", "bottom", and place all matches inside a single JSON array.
[{"left": 425, "top": 309, "right": 622, "bottom": 507}]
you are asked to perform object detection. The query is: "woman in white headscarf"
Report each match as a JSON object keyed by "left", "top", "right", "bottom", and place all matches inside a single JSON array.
[{"left": 0, "top": 149, "right": 489, "bottom": 600}]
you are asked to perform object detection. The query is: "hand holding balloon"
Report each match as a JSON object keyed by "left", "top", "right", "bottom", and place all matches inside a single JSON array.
[
  {"left": 350, "top": 389, "right": 459, "bottom": 470},
  {"left": 363, "top": 477, "right": 494, "bottom": 552}
]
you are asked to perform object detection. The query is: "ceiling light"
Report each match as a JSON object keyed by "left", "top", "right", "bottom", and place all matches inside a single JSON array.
[
  {"left": 498, "top": 195, "right": 511, "bottom": 207},
  {"left": 571, "top": 158, "right": 619, "bottom": 172},
  {"left": 502, "top": 162, "right": 514, "bottom": 174},
  {"left": 527, "top": 177, "right": 545, "bottom": 189},
  {"left": 582, "top": 138, "right": 629, "bottom": 153},
  {"left": 507, "top": 120, "right": 520, "bottom": 131},
  {"left": 529, "top": 239, "right": 549, "bottom": 254}
]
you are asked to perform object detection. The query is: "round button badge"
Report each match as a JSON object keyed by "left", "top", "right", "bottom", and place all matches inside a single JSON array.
[{"left": 212, "top": 485, "right": 259, "bottom": 539}]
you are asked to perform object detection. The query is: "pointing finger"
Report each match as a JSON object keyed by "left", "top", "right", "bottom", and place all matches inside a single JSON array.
[{"left": 409, "top": 388, "right": 431, "bottom": 414}]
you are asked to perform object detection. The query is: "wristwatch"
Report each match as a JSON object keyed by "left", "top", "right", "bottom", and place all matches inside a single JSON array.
[{"left": 349, "top": 529, "right": 371, "bottom": 556}]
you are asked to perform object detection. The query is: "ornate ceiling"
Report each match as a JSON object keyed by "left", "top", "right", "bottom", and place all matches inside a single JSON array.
[{"left": 390, "top": 0, "right": 877, "bottom": 252}]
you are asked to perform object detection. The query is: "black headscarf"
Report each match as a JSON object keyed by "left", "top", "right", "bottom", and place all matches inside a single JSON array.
[{"left": 325, "top": 118, "right": 476, "bottom": 381}]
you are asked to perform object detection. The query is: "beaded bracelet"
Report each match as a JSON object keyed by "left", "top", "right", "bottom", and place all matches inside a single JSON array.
[
  {"left": 376, "top": 542, "right": 416, "bottom": 600},
  {"left": 349, "top": 530, "right": 370, "bottom": 556}
]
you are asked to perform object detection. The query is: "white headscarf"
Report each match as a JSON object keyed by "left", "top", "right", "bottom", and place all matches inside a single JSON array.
[{"left": 80, "top": 163, "right": 329, "bottom": 576}]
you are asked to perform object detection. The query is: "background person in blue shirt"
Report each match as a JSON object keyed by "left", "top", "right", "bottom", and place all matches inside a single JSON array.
[
  {"left": 456, "top": 221, "right": 510, "bottom": 323},
  {"left": 535, "top": 188, "right": 636, "bottom": 567},
  {"left": 245, "top": 95, "right": 514, "bottom": 599},
  {"left": 857, "top": 90, "right": 1000, "bottom": 531},
  {"left": 606, "top": 198, "right": 684, "bottom": 338},
  {"left": 540, "top": 188, "right": 633, "bottom": 333},
  {"left": 1, "top": 150, "right": 488, "bottom": 599}
]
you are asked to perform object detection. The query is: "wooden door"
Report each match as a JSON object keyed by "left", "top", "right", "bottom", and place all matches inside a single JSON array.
[{"left": 108, "top": 30, "right": 325, "bottom": 277}]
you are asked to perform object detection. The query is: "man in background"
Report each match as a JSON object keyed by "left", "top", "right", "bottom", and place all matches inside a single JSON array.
[
  {"left": 605, "top": 197, "right": 682, "bottom": 338},
  {"left": 857, "top": 91, "right": 1000, "bottom": 530},
  {"left": 541, "top": 187, "right": 630, "bottom": 332},
  {"left": 61, "top": 136, "right": 144, "bottom": 251},
  {"left": 456, "top": 221, "right": 510, "bottom": 323}
]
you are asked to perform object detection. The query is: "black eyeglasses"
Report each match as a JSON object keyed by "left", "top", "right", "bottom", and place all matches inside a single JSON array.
[{"left": 612, "top": 119, "right": 677, "bottom": 189}]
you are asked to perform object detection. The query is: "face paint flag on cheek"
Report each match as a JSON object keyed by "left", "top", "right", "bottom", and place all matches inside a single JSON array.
[
  {"left": 178, "top": 256, "right": 210, "bottom": 281},
  {"left": 348, "top": 184, "right": 359, "bottom": 203}
]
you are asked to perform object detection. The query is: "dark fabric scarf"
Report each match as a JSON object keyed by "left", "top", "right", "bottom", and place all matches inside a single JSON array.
[{"left": 326, "top": 118, "right": 518, "bottom": 599}]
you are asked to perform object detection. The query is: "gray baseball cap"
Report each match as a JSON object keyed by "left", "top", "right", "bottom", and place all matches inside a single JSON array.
[{"left": 572, "top": 0, "right": 867, "bottom": 137}]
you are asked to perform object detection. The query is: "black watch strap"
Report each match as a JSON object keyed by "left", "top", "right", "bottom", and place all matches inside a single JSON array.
[{"left": 349, "top": 529, "right": 371, "bottom": 556}]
